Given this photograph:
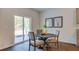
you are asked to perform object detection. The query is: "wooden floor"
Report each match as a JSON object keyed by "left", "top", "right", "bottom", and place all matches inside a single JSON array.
[
  {"left": 2, "top": 41, "right": 79, "bottom": 51},
  {"left": 46, "top": 42, "right": 79, "bottom": 51}
]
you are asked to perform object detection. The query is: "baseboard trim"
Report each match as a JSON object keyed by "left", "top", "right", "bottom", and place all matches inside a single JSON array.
[
  {"left": 0, "top": 44, "right": 13, "bottom": 51},
  {"left": 59, "top": 41, "right": 76, "bottom": 46}
]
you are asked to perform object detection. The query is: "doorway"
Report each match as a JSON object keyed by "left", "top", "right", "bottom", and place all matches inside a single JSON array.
[{"left": 14, "top": 16, "right": 31, "bottom": 44}]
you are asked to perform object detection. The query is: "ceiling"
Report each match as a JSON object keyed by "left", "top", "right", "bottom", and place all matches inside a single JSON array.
[{"left": 32, "top": 8, "right": 49, "bottom": 12}]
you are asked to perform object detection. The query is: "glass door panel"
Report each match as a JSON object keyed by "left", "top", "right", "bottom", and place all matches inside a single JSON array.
[
  {"left": 24, "top": 17, "right": 31, "bottom": 41},
  {"left": 14, "top": 16, "right": 23, "bottom": 44}
]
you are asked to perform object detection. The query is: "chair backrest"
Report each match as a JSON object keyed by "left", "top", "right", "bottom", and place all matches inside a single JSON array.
[
  {"left": 28, "top": 32, "right": 35, "bottom": 41},
  {"left": 28, "top": 32, "right": 36, "bottom": 51},
  {"left": 55, "top": 30, "right": 60, "bottom": 41},
  {"left": 57, "top": 30, "right": 60, "bottom": 37},
  {"left": 55, "top": 30, "right": 60, "bottom": 36},
  {"left": 36, "top": 29, "right": 43, "bottom": 34}
]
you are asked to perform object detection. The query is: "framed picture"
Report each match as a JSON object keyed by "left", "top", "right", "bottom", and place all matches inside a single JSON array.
[
  {"left": 45, "top": 16, "right": 63, "bottom": 28},
  {"left": 53, "top": 16, "right": 63, "bottom": 28},
  {"left": 45, "top": 18, "right": 53, "bottom": 28}
]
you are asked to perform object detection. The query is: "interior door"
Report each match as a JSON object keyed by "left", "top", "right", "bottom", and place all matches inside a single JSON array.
[{"left": 76, "top": 8, "right": 79, "bottom": 46}]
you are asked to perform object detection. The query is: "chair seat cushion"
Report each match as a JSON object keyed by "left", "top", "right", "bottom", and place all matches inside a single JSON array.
[
  {"left": 31, "top": 40, "right": 44, "bottom": 46},
  {"left": 47, "top": 37, "right": 57, "bottom": 43}
]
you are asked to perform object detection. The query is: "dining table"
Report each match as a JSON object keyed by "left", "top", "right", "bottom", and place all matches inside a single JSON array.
[{"left": 35, "top": 33, "right": 57, "bottom": 49}]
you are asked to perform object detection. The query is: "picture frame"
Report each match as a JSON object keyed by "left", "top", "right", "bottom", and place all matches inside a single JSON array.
[
  {"left": 45, "top": 16, "right": 63, "bottom": 28},
  {"left": 45, "top": 18, "right": 53, "bottom": 28},
  {"left": 53, "top": 16, "right": 63, "bottom": 28}
]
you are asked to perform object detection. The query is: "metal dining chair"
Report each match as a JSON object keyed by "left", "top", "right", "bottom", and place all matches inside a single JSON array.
[
  {"left": 28, "top": 32, "right": 44, "bottom": 51},
  {"left": 46, "top": 30, "right": 60, "bottom": 48},
  {"left": 36, "top": 29, "right": 43, "bottom": 34}
]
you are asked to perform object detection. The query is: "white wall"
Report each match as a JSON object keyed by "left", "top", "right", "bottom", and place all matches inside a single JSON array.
[
  {"left": 40, "top": 8, "right": 77, "bottom": 44},
  {"left": 0, "top": 8, "right": 40, "bottom": 50}
]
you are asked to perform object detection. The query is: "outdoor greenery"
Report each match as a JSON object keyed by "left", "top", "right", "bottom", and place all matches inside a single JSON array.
[
  {"left": 43, "top": 24, "right": 47, "bottom": 28},
  {"left": 15, "top": 16, "right": 30, "bottom": 30}
]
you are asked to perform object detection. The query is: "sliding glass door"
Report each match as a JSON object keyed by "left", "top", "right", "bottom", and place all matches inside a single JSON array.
[
  {"left": 24, "top": 17, "right": 31, "bottom": 41},
  {"left": 14, "top": 16, "right": 31, "bottom": 44}
]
